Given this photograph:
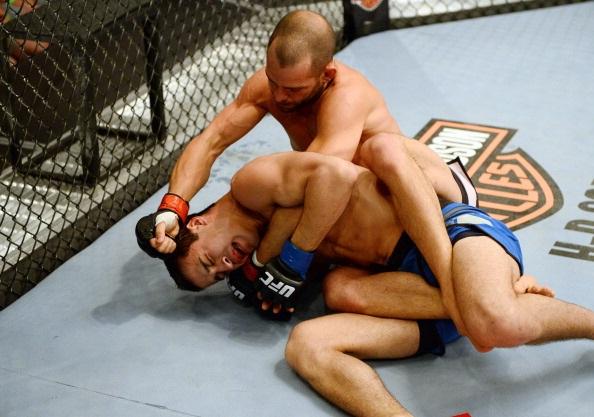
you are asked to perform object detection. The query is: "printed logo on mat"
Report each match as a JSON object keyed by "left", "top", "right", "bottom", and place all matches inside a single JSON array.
[
  {"left": 415, "top": 119, "right": 563, "bottom": 230},
  {"left": 351, "top": 0, "right": 385, "bottom": 11}
]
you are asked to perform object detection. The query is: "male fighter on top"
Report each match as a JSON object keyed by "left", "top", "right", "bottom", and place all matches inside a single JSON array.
[
  {"left": 146, "top": 10, "right": 468, "bottom": 328},
  {"left": 137, "top": 135, "right": 594, "bottom": 416}
]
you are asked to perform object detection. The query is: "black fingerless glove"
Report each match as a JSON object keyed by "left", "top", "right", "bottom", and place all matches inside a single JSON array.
[
  {"left": 135, "top": 212, "right": 168, "bottom": 260},
  {"left": 255, "top": 241, "right": 314, "bottom": 311},
  {"left": 227, "top": 256, "right": 261, "bottom": 306}
]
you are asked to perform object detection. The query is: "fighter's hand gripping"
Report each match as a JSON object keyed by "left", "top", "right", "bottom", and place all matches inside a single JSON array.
[
  {"left": 135, "top": 193, "right": 189, "bottom": 257},
  {"left": 227, "top": 252, "right": 262, "bottom": 306}
]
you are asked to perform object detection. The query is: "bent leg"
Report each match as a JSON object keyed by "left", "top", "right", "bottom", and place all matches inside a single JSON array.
[
  {"left": 359, "top": 134, "right": 452, "bottom": 284},
  {"left": 402, "top": 138, "right": 463, "bottom": 203},
  {"left": 323, "top": 266, "right": 447, "bottom": 319},
  {"left": 453, "top": 236, "right": 594, "bottom": 349},
  {"left": 285, "top": 313, "right": 420, "bottom": 417},
  {"left": 360, "top": 134, "right": 464, "bottom": 331}
]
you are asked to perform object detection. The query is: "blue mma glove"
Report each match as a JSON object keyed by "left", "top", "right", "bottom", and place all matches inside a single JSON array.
[{"left": 256, "top": 241, "right": 314, "bottom": 310}]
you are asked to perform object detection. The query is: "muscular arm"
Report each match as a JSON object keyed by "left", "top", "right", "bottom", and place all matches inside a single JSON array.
[
  {"left": 306, "top": 92, "right": 365, "bottom": 161},
  {"left": 257, "top": 207, "right": 303, "bottom": 263},
  {"left": 231, "top": 152, "right": 359, "bottom": 253},
  {"left": 305, "top": 87, "right": 367, "bottom": 161},
  {"left": 168, "top": 72, "right": 268, "bottom": 201}
]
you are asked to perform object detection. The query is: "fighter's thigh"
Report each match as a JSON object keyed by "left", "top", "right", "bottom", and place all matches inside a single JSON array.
[
  {"left": 452, "top": 236, "right": 521, "bottom": 321},
  {"left": 289, "top": 313, "right": 421, "bottom": 360},
  {"left": 323, "top": 266, "right": 443, "bottom": 318},
  {"left": 403, "top": 140, "right": 462, "bottom": 203}
]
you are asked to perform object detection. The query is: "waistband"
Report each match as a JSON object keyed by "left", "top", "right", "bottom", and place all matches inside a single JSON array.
[{"left": 447, "top": 157, "right": 478, "bottom": 207}]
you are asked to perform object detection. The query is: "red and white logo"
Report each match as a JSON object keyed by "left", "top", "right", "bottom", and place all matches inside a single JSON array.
[
  {"left": 351, "top": 0, "right": 385, "bottom": 12},
  {"left": 416, "top": 119, "right": 563, "bottom": 230}
]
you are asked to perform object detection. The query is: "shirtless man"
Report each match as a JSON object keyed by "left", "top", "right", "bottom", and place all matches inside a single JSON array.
[
  {"left": 146, "top": 10, "right": 463, "bottom": 327},
  {"left": 145, "top": 137, "right": 594, "bottom": 416}
]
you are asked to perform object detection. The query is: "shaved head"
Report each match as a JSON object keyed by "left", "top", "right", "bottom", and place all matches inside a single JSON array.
[{"left": 267, "top": 10, "right": 336, "bottom": 76}]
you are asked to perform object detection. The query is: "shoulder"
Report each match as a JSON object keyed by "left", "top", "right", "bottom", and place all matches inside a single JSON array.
[
  {"left": 321, "top": 61, "right": 380, "bottom": 109},
  {"left": 335, "top": 61, "right": 378, "bottom": 93},
  {"left": 238, "top": 68, "right": 272, "bottom": 107},
  {"left": 230, "top": 153, "right": 296, "bottom": 212},
  {"left": 232, "top": 153, "right": 286, "bottom": 188}
]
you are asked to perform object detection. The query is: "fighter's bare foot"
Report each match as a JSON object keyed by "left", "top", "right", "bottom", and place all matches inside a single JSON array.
[{"left": 513, "top": 275, "right": 555, "bottom": 298}]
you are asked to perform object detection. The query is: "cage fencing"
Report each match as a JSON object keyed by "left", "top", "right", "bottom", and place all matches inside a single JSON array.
[{"left": 0, "top": 0, "right": 585, "bottom": 309}]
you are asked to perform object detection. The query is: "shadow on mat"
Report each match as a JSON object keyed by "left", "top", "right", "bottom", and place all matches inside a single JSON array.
[
  {"left": 91, "top": 252, "right": 327, "bottom": 346},
  {"left": 372, "top": 342, "right": 594, "bottom": 416}
]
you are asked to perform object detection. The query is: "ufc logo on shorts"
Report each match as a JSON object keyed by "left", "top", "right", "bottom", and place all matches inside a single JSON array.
[{"left": 260, "top": 272, "right": 295, "bottom": 297}]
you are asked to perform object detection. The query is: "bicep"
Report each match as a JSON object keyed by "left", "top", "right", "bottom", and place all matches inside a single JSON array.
[
  {"left": 230, "top": 153, "right": 317, "bottom": 215},
  {"left": 205, "top": 81, "right": 267, "bottom": 152},
  {"left": 230, "top": 156, "right": 284, "bottom": 217}
]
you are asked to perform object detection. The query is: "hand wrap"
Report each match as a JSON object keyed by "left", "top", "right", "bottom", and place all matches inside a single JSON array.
[
  {"left": 135, "top": 193, "right": 189, "bottom": 259},
  {"left": 158, "top": 193, "right": 189, "bottom": 225},
  {"left": 135, "top": 212, "right": 168, "bottom": 259}
]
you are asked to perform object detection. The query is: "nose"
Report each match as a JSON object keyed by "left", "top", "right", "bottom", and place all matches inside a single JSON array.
[{"left": 274, "top": 88, "right": 290, "bottom": 102}]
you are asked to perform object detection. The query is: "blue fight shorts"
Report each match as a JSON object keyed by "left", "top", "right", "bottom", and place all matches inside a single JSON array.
[{"left": 386, "top": 202, "right": 524, "bottom": 356}]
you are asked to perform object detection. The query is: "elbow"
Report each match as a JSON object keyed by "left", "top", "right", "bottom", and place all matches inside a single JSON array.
[{"left": 325, "top": 157, "right": 359, "bottom": 187}]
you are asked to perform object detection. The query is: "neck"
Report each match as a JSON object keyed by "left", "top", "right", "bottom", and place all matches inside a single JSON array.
[{"left": 218, "top": 194, "right": 266, "bottom": 236}]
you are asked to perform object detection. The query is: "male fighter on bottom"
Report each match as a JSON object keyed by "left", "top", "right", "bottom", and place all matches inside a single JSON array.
[{"left": 136, "top": 137, "right": 594, "bottom": 416}]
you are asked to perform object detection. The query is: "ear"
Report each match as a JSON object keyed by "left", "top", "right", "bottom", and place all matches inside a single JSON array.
[
  {"left": 322, "top": 60, "right": 337, "bottom": 82},
  {"left": 186, "top": 215, "right": 207, "bottom": 231}
]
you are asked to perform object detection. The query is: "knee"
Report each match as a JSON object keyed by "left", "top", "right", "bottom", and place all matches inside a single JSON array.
[
  {"left": 463, "top": 303, "right": 532, "bottom": 348},
  {"left": 285, "top": 321, "right": 331, "bottom": 376},
  {"left": 323, "top": 270, "right": 368, "bottom": 313},
  {"left": 360, "top": 133, "right": 409, "bottom": 171}
]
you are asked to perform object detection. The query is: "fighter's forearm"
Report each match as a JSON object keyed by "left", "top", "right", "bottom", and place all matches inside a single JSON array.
[
  {"left": 289, "top": 158, "right": 359, "bottom": 252},
  {"left": 256, "top": 207, "right": 303, "bottom": 263},
  {"left": 168, "top": 134, "right": 221, "bottom": 202},
  {"left": 232, "top": 152, "right": 359, "bottom": 266}
]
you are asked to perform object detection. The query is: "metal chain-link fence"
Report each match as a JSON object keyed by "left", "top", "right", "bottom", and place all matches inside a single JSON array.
[{"left": 0, "top": 0, "right": 584, "bottom": 309}]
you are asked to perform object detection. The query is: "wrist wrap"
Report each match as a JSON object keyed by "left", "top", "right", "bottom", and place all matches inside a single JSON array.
[
  {"left": 158, "top": 193, "right": 189, "bottom": 224},
  {"left": 279, "top": 240, "right": 314, "bottom": 280}
]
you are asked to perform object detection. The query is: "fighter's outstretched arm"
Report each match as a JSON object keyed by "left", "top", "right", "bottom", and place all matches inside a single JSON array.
[
  {"left": 149, "top": 73, "right": 268, "bottom": 254},
  {"left": 169, "top": 72, "right": 268, "bottom": 202}
]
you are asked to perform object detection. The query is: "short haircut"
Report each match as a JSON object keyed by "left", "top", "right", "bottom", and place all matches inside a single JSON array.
[
  {"left": 163, "top": 203, "right": 215, "bottom": 291},
  {"left": 267, "top": 10, "right": 336, "bottom": 75}
]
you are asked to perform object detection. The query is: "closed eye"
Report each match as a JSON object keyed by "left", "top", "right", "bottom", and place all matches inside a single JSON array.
[{"left": 199, "top": 259, "right": 209, "bottom": 275}]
